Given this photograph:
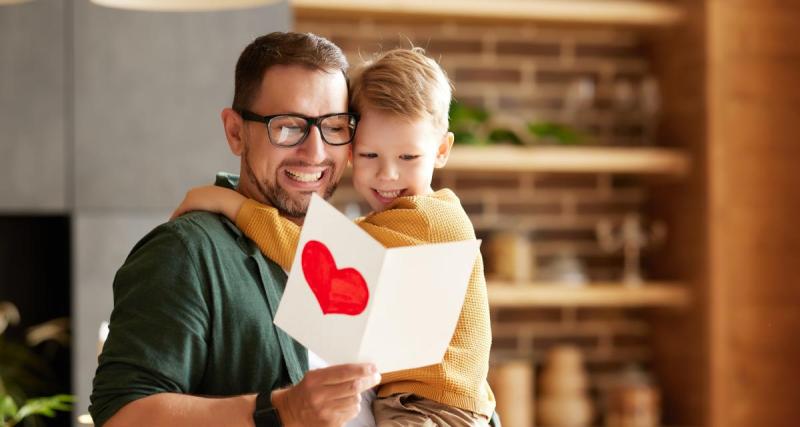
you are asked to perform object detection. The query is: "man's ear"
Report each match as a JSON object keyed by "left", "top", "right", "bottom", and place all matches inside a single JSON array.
[
  {"left": 434, "top": 132, "right": 455, "bottom": 168},
  {"left": 221, "top": 108, "right": 245, "bottom": 156}
]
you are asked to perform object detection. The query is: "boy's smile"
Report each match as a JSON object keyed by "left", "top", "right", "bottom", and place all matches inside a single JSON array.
[{"left": 351, "top": 109, "right": 454, "bottom": 212}]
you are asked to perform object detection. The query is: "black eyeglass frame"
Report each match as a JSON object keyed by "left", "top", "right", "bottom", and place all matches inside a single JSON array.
[{"left": 238, "top": 110, "right": 360, "bottom": 147}]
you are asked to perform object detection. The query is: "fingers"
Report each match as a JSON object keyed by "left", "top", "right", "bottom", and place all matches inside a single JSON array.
[
  {"left": 314, "top": 363, "right": 378, "bottom": 386},
  {"left": 322, "top": 371, "right": 381, "bottom": 400}
]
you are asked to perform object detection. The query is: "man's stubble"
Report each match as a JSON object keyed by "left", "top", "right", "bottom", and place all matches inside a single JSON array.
[{"left": 241, "top": 142, "right": 339, "bottom": 219}]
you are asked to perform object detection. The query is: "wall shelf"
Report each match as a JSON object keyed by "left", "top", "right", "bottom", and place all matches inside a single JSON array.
[
  {"left": 292, "top": 0, "right": 684, "bottom": 27},
  {"left": 445, "top": 146, "right": 690, "bottom": 176},
  {"left": 488, "top": 282, "right": 690, "bottom": 308}
]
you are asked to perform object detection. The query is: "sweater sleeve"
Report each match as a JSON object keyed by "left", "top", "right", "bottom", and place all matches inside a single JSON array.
[{"left": 235, "top": 199, "right": 300, "bottom": 271}]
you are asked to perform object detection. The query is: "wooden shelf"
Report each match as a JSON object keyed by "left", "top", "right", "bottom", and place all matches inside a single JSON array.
[
  {"left": 488, "top": 282, "right": 690, "bottom": 308},
  {"left": 445, "top": 146, "right": 690, "bottom": 176},
  {"left": 292, "top": 0, "right": 684, "bottom": 27}
]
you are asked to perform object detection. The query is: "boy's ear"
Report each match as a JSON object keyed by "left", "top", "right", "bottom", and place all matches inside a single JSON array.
[
  {"left": 221, "top": 108, "right": 245, "bottom": 156},
  {"left": 434, "top": 132, "right": 455, "bottom": 168}
]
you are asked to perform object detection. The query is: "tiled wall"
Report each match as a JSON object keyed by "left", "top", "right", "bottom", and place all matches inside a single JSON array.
[{"left": 300, "top": 15, "right": 668, "bottom": 421}]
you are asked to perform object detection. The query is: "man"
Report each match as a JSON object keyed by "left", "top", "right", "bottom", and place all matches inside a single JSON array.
[{"left": 90, "top": 32, "right": 379, "bottom": 427}]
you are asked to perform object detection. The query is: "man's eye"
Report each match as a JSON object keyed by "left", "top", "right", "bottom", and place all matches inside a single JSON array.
[
  {"left": 400, "top": 154, "right": 420, "bottom": 161},
  {"left": 359, "top": 153, "right": 378, "bottom": 159}
]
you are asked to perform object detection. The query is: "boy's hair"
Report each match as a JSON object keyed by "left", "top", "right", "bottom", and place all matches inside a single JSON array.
[
  {"left": 349, "top": 47, "right": 453, "bottom": 132},
  {"left": 232, "top": 32, "right": 348, "bottom": 112}
]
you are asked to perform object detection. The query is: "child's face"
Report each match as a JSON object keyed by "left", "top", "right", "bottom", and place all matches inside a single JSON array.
[{"left": 351, "top": 109, "right": 453, "bottom": 212}]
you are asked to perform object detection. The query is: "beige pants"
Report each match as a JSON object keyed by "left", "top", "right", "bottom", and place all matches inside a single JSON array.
[{"left": 372, "top": 393, "right": 490, "bottom": 427}]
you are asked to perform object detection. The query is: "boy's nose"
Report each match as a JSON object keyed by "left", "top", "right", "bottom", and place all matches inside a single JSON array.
[{"left": 377, "top": 162, "right": 398, "bottom": 180}]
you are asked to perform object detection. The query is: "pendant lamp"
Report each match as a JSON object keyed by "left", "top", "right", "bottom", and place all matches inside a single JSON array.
[{"left": 90, "top": 0, "right": 281, "bottom": 12}]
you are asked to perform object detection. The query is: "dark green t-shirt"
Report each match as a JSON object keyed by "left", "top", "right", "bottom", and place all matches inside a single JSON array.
[{"left": 89, "top": 179, "right": 308, "bottom": 426}]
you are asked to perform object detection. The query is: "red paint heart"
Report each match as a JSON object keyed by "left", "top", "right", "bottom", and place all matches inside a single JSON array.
[{"left": 301, "top": 240, "right": 369, "bottom": 316}]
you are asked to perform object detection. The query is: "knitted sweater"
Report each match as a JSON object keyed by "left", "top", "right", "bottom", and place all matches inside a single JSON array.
[{"left": 235, "top": 189, "right": 495, "bottom": 416}]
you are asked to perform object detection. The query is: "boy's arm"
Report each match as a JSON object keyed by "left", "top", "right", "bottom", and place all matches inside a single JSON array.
[
  {"left": 236, "top": 199, "right": 301, "bottom": 271},
  {"left": 171, "top": 186, "right": 245, "bottom": 222},
  {"left": 356, "top": 207, "right": 431, "bottom": 248}
]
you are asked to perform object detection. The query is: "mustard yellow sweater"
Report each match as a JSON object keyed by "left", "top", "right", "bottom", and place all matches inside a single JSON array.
[{"left": 236, "top": 189, "right": 495, "bottom": 416}]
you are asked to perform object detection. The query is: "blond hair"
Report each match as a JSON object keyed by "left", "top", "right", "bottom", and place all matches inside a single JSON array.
[{"left": 349, "top": 47, "right": 453, "bottom": 132}]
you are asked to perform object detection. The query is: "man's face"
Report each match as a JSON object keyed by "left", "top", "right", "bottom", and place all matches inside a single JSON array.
[{"left": 236, "top": 65, "right": 350, "bottom": 220}]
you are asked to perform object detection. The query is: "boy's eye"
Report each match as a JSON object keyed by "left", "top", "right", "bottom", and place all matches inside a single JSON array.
[
  {"left": 358, "top": 153, "right": 378, "bottom": 159},
  {"left": 400, "top": 154, "right": 420, "bottom": 161}
]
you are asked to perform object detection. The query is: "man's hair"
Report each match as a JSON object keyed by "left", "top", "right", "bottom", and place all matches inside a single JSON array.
[
  {"left": 349, "top": 47, "right": 453, "bottom": 132},
  {"left": 232, "top": 32, "right": 348, "bottom": 112}
]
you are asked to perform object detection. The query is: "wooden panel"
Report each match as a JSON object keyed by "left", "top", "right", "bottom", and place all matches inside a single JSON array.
[
  {"left": 708, "top": 0, "right": 800, "bottom": 426},
  {"left": 292, "top": 0, "right": 685, "bottom": 26},
  {"left": 446, "top": 146, "right": 690, "bottom": 175},
  {"left": 646, "top": 0, "right": 709, "bottom": 425},
  {"left": 488, "top": 282, "right": 690, "bottom": 308}
]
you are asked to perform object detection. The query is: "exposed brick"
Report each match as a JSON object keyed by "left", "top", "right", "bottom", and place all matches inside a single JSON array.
[
  {"left": 534, "top": 174, "right": 599, "bottom": 190},
  {"left": 576, "top": 200, "right": 642, "bottom": 215},
  {"left": 496, "top": 41, "right": 561, "bottom": 57},
  {"left": 575, "top": 43, "right": 646, "bottom": 59},
  {"left": 452, "top": 95, "right": 485, "bottom": 109},
  {"left": 331, "top": 36, "right": 388, "bottom": 53},
  {"left": 535, "top": 69, "right": 599, "bottom": 84},
  {"left": 532, "top": 228, "right": 597, "bottom": 242},
  {"left": 498, "top": 96, "right": 564, "bottom": 110},
  {"left": 493, "top": 308, "right": 562, "bottom": 323},
  {"left": 455, "top": 173, "right": 521, "bottom": 189},
  {"left": 532, "top": 335, "right": 600, "bottom": 351},
  {"left": 496, "top": 200, "right": 562, "bottom": 216},
  {"left": 424, "top": 38, "right": 483, "bottom": 55},
  {"left": 455, "top": 67, "right": 522, "bottom": 83}
]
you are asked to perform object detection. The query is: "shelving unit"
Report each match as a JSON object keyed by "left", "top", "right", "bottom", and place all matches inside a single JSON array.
[
  {"left": 446, "top": 146, "right": 691, "bottom": 176},
  {"left": 292, "top": 0, "right": 685, "bottom": 26},
  {"left": 488, "top": 282, "right": 690, "bottom": 308}
]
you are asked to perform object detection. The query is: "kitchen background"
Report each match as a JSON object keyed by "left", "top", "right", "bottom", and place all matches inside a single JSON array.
[{"left": 0, "top": 0, "right": 797, "bottom": 426}]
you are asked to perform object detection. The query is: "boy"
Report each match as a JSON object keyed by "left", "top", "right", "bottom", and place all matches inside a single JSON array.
[{"left": 172, "top": 48, "right": 495, "bottom": 426}]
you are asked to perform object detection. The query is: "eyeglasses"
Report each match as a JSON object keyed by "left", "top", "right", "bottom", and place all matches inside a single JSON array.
[{"left": 239, "top": 110, "right": 359, "bottom": 147}]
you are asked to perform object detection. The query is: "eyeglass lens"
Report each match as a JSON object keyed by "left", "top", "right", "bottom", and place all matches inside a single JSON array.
[{"left": 268, "top": 114, "right": 355, "bottom": 146}]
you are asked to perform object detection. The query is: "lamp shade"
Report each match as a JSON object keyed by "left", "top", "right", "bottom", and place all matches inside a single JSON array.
[{"left": 90, "top": 0, "right": 281, "bottom": 12}]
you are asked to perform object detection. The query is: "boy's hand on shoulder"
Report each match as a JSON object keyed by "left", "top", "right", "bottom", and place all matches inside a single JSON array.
[{"left": 170, "top": 185, "right": 246, "bottom": 222}]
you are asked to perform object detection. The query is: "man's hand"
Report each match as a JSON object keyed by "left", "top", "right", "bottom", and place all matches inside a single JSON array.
[{"left": 271, "top": 363, "right": 380, "bottom": 427}]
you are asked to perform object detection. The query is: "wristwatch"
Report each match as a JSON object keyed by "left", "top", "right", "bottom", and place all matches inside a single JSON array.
[{"left": 253, "top": 391, "right": 282, "bottom": 426}]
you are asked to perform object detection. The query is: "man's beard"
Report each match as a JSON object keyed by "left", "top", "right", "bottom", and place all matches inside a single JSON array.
[{"left": 242, "top": 145, "right": 339, "bottom": 218}]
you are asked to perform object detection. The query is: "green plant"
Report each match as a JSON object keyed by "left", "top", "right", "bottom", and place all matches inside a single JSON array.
[
  {"left": 449, "top": 101, "right": 523, "bottom": 145},
  {"left": 0, "top": 395, "right": 74, "bottom": 427},
  {"left": 527, "top": 121, "right": 584, "bottom": 145},
  {"left": 0, "top": 303, "right": 73, "bottom": 427}
]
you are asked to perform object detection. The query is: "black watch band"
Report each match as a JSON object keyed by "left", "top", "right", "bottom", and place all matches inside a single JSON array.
[{"left": 253, "top": 391, "right": 282, "bottom": 426}]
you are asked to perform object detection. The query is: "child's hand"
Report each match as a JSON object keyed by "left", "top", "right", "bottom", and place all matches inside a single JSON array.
[{"left": 170, "top": 185, "right": 246, "bottom": 222}]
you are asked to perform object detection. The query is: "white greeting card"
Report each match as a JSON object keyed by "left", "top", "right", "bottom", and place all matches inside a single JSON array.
[{"left": 274, "top": 194, "right": 480, "bottom": 373}]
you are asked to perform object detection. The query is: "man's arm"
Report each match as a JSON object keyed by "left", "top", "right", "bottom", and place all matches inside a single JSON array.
[
  {"left": 91, "top": 223, "right": 379, "bottom": 426},
  {"left": 104, "top": 393, "right": 256, "bottom": 427},
  {"left": 104, "top": 364, "right": 381, "bottom": 427}
]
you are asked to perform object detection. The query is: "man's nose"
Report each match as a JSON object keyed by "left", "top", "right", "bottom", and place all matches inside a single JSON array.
[{"left": 296, "top": 126, "right": 327, "bottom": 164}]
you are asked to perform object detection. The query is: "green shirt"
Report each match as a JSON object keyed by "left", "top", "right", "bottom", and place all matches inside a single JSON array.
[{"left": 89, "top": 175, "right": 308, "bottom": 426}]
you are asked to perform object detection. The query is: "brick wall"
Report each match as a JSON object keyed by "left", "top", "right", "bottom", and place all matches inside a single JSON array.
[
  {"left": 298, "top": 15, "right": 669, "bottom": 424},
  {"left": 296, "top": 17, "right": 654, "bottom": 146}
]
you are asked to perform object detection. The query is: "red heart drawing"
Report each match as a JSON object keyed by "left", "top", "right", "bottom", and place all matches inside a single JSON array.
[{"left": 301, "top": 240, "right": 369, "bottom": 316}]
